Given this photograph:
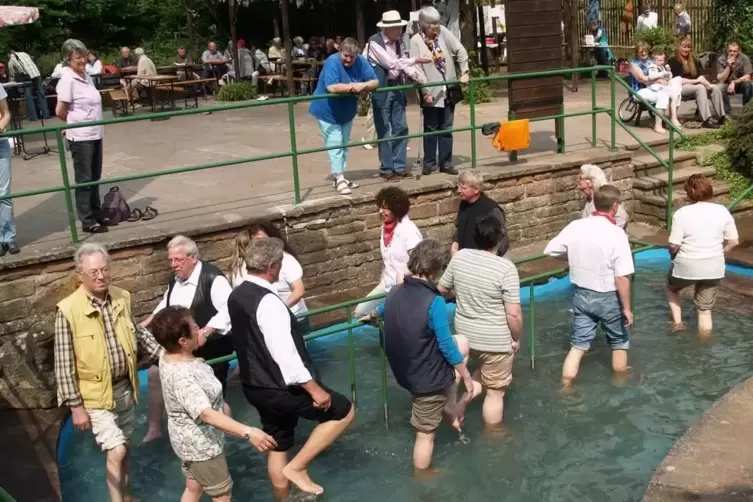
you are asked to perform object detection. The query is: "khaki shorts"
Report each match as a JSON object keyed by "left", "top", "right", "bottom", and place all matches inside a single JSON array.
[
  {"left": 87, "top": 379, "right": 135, "bottom": 451},
  {"left": 411, "top": 388, "right": 452, "bottom": 433},
  {"left": 668, "top": 273, "right": 722, "bottom": 311},
  {"left": 182, "top": 454, "right": 233, "bottom": 497},
  {"left": 471, "top": 350, "right": 514, "bottom": 390}
]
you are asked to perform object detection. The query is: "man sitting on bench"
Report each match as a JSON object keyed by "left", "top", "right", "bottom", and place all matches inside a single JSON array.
[{"left": 715, "top": 41, "right": 753, "bottom": 122}]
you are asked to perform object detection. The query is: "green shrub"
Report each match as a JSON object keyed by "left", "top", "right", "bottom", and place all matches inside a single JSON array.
[
  {"left": 726, "top": 101, "right": 753, "bottom": 178},
  {"left": 357, "top": 94, "right": 370, "bottom": 117},
  {"left": 634, "top": 27, "right": 676, "bottom": 55},
  {"left": 215, "top": 82, "right": 258, "bottom": 102},
  {"left": 463, "top": 51, "right": 492, "bottom": 105}
]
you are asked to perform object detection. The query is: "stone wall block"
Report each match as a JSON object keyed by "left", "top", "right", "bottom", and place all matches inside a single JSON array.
[
  {"left": 288, "top": 231, "right": 329, "bottom": 254},
  {"left": 488, "top": 185, "right": 525, "bottom": 204},
  {"left": 0, "top": 299, "right": 30, "bottom": 323},
  {"left": 327, "top": 221, "right": 366, "bottom": 237},
  {"left": 110, "top": 257, "right": 142, "bottom": 280},
  {"left": 525, "top": 180, "right": 556, "bottom": 198},
  {"left": 415, "top": 190, "right": 453, "bottom": 204},
  {"left": 511, "top": 195, "right": 550, "bottom": 213},
  {"left": 424, "top": 224, "right": 455, "bottom": 243},
  {"left": 553, "top": 175, "right": 578, "bottom": 192},
  {"left": 34, "top": 271, "right": 73, "bottom": 288},
  {"left": 140, "top": 250, "right": 169, "bottom": 276},
  {"left": 611, "top": 164, "right": 635, "bottom": 180},
  {"left": 201, "top": 240, "right": 234, "bottom": 263},
  {"left": 326, "top": 228, "right": 381, "bottom": 248},
  {"left": 109, "top": 248, "right": 154, "bottom": 261},
  {"left": 437, "top": 197, "right": 461, "bottom": 216},
  {"left": 41, "top": 260, "right": 76, "bottom": 274},
  {"left": 493, "top": 179, "right": 520, "bottom": 189},
  {"left": 364, "top": 213, "right": 382, "bottom": 229},
  {"left": 409, "top": 203, "right": 439, "bottom": 221},
  {"left": 0, "top": 277, "right": 35, "bottom": 303}
]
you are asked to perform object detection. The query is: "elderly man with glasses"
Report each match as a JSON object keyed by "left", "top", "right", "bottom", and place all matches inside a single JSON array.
[
  {"left": 54, "top": 243, "right": 164, "bottom": 502},
  {"left": 139, "top": 235, "right": 234, "bottom": 444}
]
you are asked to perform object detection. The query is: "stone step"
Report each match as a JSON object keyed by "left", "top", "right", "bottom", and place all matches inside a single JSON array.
[
  {"left": 632, "top": 164, "right": 717, "bottom": 194},
  {"left": 630, "top": 150, "right": 699, "bottom": 177}
]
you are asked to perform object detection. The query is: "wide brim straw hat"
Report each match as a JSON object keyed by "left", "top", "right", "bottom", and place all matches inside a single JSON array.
[{"left": 377, "top": 10, "right": 408, "bottom": 28}]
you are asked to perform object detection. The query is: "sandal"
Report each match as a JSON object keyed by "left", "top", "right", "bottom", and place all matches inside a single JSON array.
[
  {"left": 126, "top": 209, "right": 143, "bottom": 222},
  {"left": 334, "top": 178, "right": 352, "bottom": 195},
  {"left": 141, "top": 206, "right": 159, "bottom": 221}
]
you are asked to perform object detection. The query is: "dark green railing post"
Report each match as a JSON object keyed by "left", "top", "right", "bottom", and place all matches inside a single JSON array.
[
  {"left": 378, "top": 320, "right": 390, "bottom": 429},
  {"left": 610, "top": 67, "right": 617, "bottom": 151},
  {"left": 591, "top": 69, "right": 598, "bottom": 147},
  {"left": 56, "top": 131, "right": 79, "bottom": 244},
  {"left": 508, "top": 110, "right": 518, "bottom": 162},
  {"left": 287, "top": 102, "right": 301, "bottom": 205},
  {"left": 469, "top": 81, "right": 477, "bottom": 167},
  {"left": 667, "top": 127, "right": 674, "bottom": 230},
  {"left": 346, "top": 309, "right": 357, "bottom": 404},
  {"left": 529, "top": 283, "right": 535, "bottom": 371}
]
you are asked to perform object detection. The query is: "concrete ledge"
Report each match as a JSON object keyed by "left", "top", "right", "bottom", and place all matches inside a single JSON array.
[{"left": 643, "top": 376, "right": 753, "bottom": 501}]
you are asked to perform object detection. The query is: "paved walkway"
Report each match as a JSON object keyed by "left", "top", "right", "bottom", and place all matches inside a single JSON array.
[{"left": 3, "top": 82, "right": 713, "bottom": 260}]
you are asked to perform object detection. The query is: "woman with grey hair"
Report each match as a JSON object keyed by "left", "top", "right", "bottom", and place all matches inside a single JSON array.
[
  {"left": 410, "top": 5, "right": 470, "bottom": 177},
  {"left": 55, "top": 39, "right": 108, "bottom": 233},
  {"left": 292, "top": 36, "right": 307, "bottom": 60},
  {"left": 578, "top": 164, "right": 629, "bottom": 230}
]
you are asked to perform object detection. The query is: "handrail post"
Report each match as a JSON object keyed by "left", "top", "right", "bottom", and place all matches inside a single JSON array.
[
  {"left": 610, "top": 67, "right": 617, "bottom": 151},
  {"left": 346, "top": 309, "right": 357, "bottom": 404},
  {"left": 508, "top": 110, "right": 518, "bottom": 162},
  {"left": 287, "top": 102, "right": 301, "bottom": 205},
  {"left": 667, "top": 127, "right": 674, "bottom": 230},
  {"left": 469, "top": 80, "right": 477, "bottom": 167},
  {"left": 529, "top": 283, "right": 535, "bottom": 371},
  {"left": 378, "top": 320, "right": 390, "bottom": 429},
  {"left": 55, "top": 131, "right": 79, "bottom": 244},
  {"left": 591, "top": 69, "right": 597, "bottom": 147}
]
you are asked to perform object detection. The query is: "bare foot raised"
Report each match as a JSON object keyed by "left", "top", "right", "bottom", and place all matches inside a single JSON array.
[
  {"left": 282, "top": 464, "right": 324, "bottom": 496},
  {"left": 141, "top": 428, "right": 162, "bottom": 444},
  {"left": 653, "top": 126, "right": 666, "bottom": 134}
]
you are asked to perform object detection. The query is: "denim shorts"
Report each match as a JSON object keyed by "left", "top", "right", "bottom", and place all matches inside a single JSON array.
[{"left": 571, "top": 286, "right": 630, "bottom": 351}]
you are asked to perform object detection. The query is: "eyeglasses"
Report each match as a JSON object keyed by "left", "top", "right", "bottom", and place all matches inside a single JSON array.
[{"left": 79, "top": 267, "right": 110, "bottom": 279}]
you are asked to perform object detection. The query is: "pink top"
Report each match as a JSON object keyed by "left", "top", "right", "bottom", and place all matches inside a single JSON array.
[
  {"left": 363, "top": 33, "right": 425, "bottom": 84},
  {"left": 56, "top": 67, "right": 103, "bottom": 142}
]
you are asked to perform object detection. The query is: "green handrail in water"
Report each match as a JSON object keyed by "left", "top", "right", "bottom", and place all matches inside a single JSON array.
[
  {"left": 0, "top": 65, "right": 676, "bottom": 243},
  {"left": 202, "top": 241, "right": 657, "bottom": 428}
]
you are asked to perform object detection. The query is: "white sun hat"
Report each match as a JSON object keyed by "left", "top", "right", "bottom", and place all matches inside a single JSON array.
[{"left": 377, "top": 10, "right": 408, "bottom": 28}]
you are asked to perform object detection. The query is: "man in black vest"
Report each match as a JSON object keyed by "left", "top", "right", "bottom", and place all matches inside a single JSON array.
[
  {"left": 140, "top": 235, "right": 234, "bottom": 443},
  {"left": 364, "top": 10, "right": 432, "bottom": 181},
  {"left": 229, "top": 237, "right": 354, "bottom": 499},
  {"left": 452, "top": 170, "right": 509, "bottom": 257}
]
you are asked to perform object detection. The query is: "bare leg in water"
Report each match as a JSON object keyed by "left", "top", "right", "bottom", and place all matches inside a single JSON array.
[
  {"left": 445, "top": 335, "right": 481, "bottom": 429},
  {"left": 270, "top": 406, "right": 355, "bottom": 497}
]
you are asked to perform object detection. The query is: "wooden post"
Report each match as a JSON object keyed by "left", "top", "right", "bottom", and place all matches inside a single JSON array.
[
  {"left": 478, "top": 4, "right": 489, "bottom": 75},
  {"left": 229, "top": 0, "right": 241, "bottom": 80},
  {"left": 570, "top": 0, "right": 580, "bottom": 91},
  {"left": 281, "top": 0, "right": 295, "bottom": 97}
]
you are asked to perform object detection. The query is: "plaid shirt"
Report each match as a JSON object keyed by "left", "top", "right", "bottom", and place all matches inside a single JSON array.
[
  {"left": 8, "top": 52, "right": 40, "bottom": 80},
  {"left": 54, "top": 292, "right": 163, "bottom": 408}
]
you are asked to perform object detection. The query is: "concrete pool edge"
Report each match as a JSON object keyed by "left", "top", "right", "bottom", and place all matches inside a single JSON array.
[
  {"left": 642, "top": 375, "right": 753, "bottom": 501},
  {"left": 54, "top": 250, "right": 753, "bottom": 501}
]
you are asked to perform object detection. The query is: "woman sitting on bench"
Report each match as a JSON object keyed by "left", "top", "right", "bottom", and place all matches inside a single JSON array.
[{"left": 629, "top": 41, "right": 679, "bottom": 134}]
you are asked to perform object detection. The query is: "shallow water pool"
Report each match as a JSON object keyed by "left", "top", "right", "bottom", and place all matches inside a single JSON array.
[{"left": 58, "top": 254, "right": 753, "bottom": 501}]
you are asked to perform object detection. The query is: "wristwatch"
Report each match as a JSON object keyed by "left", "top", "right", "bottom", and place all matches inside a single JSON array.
[{"left": 243, "top": 429, "right": 252, "bottom": 441}]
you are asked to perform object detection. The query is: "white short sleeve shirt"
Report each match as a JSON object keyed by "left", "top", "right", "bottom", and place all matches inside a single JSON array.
[{"left": 381, "top": 216, "right": 423, "bottom": 291}]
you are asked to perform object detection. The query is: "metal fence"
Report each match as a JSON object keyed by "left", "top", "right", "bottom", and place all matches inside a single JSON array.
[
  {"left": 0, "top": 64, "right": 686, "bottom": 243},
  {"left": 576, "top": 0, "right": 716, "bottom": 60}
]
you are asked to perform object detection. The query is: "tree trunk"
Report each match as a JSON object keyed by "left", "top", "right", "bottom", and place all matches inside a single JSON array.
[
  {"left": 356, "top": 0, "right": 366, "bottom": 46},
  {"left": 184, "top": 0, "right": 195, "bottom": 59},
  {"left": 229, "top": 0, "right": 240, "bottom": 79},
  {"left": 459, "top": 0, "right": 475, "bottom": 51},
  {"left": 281, "top": 0, "right": 295, "bottom": 97},
  {"left": 273, "top": 14, "right": 280, "bottom": 39}
]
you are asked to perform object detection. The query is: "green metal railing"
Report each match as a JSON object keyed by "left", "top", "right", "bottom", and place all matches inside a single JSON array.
[
  {"left": 1, "top": 64, "right": 676, "bottom": 243},
  {"left": 203, "top": 241, "right": 654, "bottom": 429},
  {"left": 0, "top": 485, "right": 16, "bottom": 502}
]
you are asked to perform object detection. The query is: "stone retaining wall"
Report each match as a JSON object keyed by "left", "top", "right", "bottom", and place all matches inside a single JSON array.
[{"left": 0, "top": 155, "right": 633, "bottom": 410}]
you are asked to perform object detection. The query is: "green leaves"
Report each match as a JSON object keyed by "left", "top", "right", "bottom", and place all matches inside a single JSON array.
[{"left": 215, "top": 81, "right": 258, "bottom": 101}]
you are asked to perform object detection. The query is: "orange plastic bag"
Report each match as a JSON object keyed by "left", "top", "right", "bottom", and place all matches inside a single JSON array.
[{"left": 492, "top": 119, "right": 531, "bottom": 152}]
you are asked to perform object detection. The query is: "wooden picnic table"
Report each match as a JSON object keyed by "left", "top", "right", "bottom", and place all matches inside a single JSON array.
[{"left": 124, "top": 74, "right": 180, "bottom": 114}]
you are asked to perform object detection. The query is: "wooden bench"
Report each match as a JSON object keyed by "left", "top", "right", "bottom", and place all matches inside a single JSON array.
[{"left": 106, "top": 88, "right": 130, "bottom": 117}]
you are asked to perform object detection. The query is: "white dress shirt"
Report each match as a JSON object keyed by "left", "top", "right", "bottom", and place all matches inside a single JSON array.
[
  {"left": 245, "top": 275, "right": 313, "bottom": 386},
  {"left": 152, "top": 261, "right": 232, "bottom": 334},
  {"left": 381, "top": 216, "right": 423, "bottom": 291},
  {"left": 544, "top": 216, "right": 634, "bottom": 292}
]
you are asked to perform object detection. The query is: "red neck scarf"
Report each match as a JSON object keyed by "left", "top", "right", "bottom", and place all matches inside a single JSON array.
[
  {"left": 592, "top": 210, "right": 616, "bottom": 225},
  {"left": 382, "top": 220, "right": 398, "bottom": 247}
]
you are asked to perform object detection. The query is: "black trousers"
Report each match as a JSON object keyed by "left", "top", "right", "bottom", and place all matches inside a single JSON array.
[
  {"left": 195, "top": 334, "right": 235, "bottom": 394},
  {"left": 68, "top": 139, "right": 103, "bottom": 228}
]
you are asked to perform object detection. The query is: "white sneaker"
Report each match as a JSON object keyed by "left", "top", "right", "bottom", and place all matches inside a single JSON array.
[
  {"left": 362, "top": 138, "right": 374, "bottom": 150},
  {"left": 333, "top": 178, "right": 359, "bottom": 195}
]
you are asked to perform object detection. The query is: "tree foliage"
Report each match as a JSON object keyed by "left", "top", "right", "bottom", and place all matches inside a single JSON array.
[{"left": 713, "top": 0, "right": 753, "bottom": 53}]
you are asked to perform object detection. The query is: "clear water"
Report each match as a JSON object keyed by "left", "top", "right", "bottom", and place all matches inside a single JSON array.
[{"left": 58, "top": 262, "right": 753, "bottom": 502}]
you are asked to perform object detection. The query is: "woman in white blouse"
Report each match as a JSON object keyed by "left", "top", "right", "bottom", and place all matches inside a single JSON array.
[
  {"left": 667, "top": 174, "right": 738, "bottom": 335},
  {"left": 86, "top": 51, "right": 103, "bottom": 75},
  {"left": 230, "top": 222, "right": 310, "bottom": 331},
  {"left": 353, "top": 186, "right": 423, "bottom": 317}
]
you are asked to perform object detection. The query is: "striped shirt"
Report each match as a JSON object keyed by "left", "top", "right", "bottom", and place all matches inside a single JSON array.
[
  {"left": 438, "top": 249, "right": 521, "bottom": 353},
  {"left": 8, "top": 52, "right": 40, "bottom": 80}
]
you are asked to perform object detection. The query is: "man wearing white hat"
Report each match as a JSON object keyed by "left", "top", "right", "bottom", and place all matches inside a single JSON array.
[{"left": 364, "top": 10, "right": 432, "bottom": 181}]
